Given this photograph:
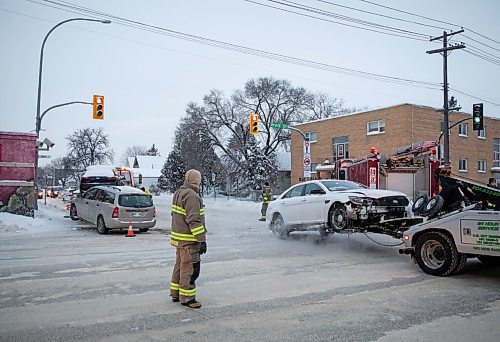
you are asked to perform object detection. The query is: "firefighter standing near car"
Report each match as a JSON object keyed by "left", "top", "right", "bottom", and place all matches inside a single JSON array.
[
  {"left": 259, "top": 181, "right": 272, "bottom": 221},
  {"left": 170, "top": 169, "right": 207, "bottom": 309}
]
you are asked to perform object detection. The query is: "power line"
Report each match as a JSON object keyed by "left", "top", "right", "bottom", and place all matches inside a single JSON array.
[
  {"left": 449, "top": 87, "right": 500, "bottom": 107},
  {"left": 357, "top": 0, "right": 500, "bottom": 48},
  {"left": 313, "top": 0, "right": 450, "bottom": 31},
  {"left": 27, "top": 0, "right": 442, "bottom": 89},
  {"left": 246, "top": 0, "right": 431, "bottom": 40},
  {"left": 254, "top": 0, "right": 500, "bottom": 68}
]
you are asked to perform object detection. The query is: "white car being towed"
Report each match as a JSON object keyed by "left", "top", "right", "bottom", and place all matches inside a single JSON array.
[{"left": 267, "top": 180, "right": 417, "bottom": 239}]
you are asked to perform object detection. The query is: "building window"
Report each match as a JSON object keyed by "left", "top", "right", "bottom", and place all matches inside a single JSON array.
[
  {"left": 311, "top": 162, "right": 318, "bottom": 173},
  {"left": 458, "top": 123, "right": 468, "bottom": 137},
  {"left": 458, "top": 159, "right": 468, "bottom": 172},
  {"left": 367, "top": 120, "right": 385, "bottom": 135},
  {"left": 305, "top": 131, "right": 317, "bottom": 142},
  {"left": 478, "top": 160, "right": 486, "bottom": 173},
  {"left": 478, "top": 126, "right": 486, "bottom": 139},
  {"left": 494, "top": 138, "right": 500, "bottom": 167},
  {"left": 332, "top": 136, "right": 349, "bottom": 161}
]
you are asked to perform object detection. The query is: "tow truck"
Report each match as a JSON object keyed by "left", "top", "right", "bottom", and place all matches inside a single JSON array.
[{"left": 400, "top": 171, "right": 500, "bottom": 276}]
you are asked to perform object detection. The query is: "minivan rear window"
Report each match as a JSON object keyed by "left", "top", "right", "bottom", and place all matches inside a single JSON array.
[{"left": 118, "top": 194, "right": 153, "bottom": 208}]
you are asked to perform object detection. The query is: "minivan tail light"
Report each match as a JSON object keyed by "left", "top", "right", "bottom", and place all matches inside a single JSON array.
[{"left": 112, "top": 207, "right": 119, "bottom": 218}]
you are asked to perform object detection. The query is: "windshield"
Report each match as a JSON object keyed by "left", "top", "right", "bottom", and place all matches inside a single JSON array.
[
  {"left": 320, "top": 180, "right": 367, "bottom": 191},
  {"left": 118, "top": 194, "right": 153, "bottom": 208}
]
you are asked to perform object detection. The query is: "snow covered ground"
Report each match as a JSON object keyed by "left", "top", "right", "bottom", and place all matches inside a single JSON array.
[
  {"left": 1, "top": 195, "right": 499, "bottom": 341},
  {"left": 0, "top": 194, "right": 265, "bottom": 235}
]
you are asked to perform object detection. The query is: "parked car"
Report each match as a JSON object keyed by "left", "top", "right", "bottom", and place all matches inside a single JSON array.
[
  {"left": 266, "top": 180, "right": 414, "bottom": 239},
  {"left": 70, "top": 185, "right": 156, "bottom": 234},
  {"left": 46, "top": 186, "right": 63, "bottom": 198}
]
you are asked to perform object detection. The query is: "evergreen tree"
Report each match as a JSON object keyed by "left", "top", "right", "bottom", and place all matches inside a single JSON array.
[
  {"left": 157, "top": 148, "right": 185, "bottom": 193},
  {"left": 241, "top": 136, "right": 277, "bottom": 189}
]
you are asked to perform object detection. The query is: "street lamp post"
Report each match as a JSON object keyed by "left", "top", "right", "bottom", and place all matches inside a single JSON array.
[{"left": 33, "top": 17, "right": 111, "bottom": 212}]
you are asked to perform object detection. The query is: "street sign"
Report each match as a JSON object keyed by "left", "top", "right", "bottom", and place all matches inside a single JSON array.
[
  {"left": 303, "top": 157, "right": 311, "bottom": 167},
  {"left": 270, "top": 122, "right": 288, "bottom": 129},
  {"left": 39, "top": 155, "right": 51, "bottom": 159},
  {"left": 304, "top": 166, "right": 311, "bottom": 178},
  {"left": 303, "top": 140, "right": 310, "bottom": 154}
]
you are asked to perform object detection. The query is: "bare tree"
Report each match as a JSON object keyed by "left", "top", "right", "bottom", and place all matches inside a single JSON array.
[
  {"left": 173, "top": 76, "right": 357, "bottom": 190},
  {"left": 120, "top": 145, "right": 148, "bottom": 165},
  {"left": 66, "top": 128, "right": 114, "bottom": 175},
  {"left": 44, "top": 157, "right": 75, "bottom": 187}
]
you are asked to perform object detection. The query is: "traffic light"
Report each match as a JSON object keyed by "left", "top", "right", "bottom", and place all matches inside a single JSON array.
[
  {"left": 93, "top": 95, "right": 104, "bottom": 120},
  {"left": 472, "top": 103, "right": 483, "bottom": 131},
  {"left": 249, "top": 113, "right": 259, "bottom": 134}
]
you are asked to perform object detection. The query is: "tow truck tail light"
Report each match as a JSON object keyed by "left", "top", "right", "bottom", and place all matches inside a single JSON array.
[{"left": 112, "top": 207, "right": 119, "bottom": 218}]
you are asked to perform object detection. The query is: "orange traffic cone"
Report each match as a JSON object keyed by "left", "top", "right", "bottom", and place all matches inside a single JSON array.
[{"left": 126, "top": 222, "right": 135, "bottom": 237}]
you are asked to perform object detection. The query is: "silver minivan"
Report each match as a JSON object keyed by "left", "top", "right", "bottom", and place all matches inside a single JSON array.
[{"left": 70, "top": 186, "right": 156, "bottom": 234}]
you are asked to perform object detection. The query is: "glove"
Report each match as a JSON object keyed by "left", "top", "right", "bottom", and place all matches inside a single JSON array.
[{"left": 198, "top": 242, "right": 207, "bottom": 255}]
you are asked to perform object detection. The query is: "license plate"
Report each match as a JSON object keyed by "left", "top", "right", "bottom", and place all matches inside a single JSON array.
[{"left": 132, "top": 212, "right": 144, "bottom": 217}]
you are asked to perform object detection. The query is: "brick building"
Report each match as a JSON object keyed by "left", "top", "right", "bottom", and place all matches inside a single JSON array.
[{"left": 290, "top": 103, "right": 500, "bottom": 186}]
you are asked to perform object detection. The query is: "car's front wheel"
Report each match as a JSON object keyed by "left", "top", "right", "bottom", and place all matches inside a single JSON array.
[
  {"left": 270, "top": 214, "right": 289, "bottom": 239},
  {"left": 139, "top": 228, "right": 149, "bottom": 233},
  {"left": 96, "top": 215, "right": 109, "bottom": 235},
  {"left": 329, "top": 204, "right": 349, "bottom": 231},
  {"left": 70, "top": 204, "right": 79, "bottom": 221}
]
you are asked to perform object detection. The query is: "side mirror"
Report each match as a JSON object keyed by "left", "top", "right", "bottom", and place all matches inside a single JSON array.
[{"left": 310, "top": 189, "right": 326, "bottom": 195}]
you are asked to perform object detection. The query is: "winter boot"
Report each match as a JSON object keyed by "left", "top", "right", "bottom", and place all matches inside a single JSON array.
[{"left": 182, "top": 299, "right": 202, "bottom": 309}]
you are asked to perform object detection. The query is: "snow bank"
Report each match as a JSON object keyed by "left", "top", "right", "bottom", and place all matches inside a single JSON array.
[{"left": 0, "top": 199, "right": 70, "bottom": 234}]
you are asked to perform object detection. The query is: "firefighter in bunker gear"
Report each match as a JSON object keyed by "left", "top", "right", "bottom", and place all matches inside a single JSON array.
[
  {"left": 259, "top": 182, "right": 272, "bottom": 221},
  {"left": 170, "top": 169, "right": 207, "bottom": 309}
]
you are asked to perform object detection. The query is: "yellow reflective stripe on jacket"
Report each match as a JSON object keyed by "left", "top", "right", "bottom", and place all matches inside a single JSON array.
[
  {"left": 190, "top": 225, "right": 205, "bottom": 236},
  {"left": 200, "top": 208, "right": 205, "bottom": 216},
  {"left": 171, "top": 205, "right": 186, "bottom": 215},
  {"left": 179, "top": 288, "right": 196, "bottom": 297},
  {"left": 170, "top": 231, "right": 197, "bottom": 242},
  {"left": 170, "top": 282, "right": 179, "bottom": 291}
]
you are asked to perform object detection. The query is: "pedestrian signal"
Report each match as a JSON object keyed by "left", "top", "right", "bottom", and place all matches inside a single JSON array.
[
  {"left": 93, "top": 95, "right": 104, "bottom": 120},
  {"left": 249, "top": 113, "right": 259, "bottom": 135},
  {"left": 472, "top": 103, "right": 483, "bottom": 131}
]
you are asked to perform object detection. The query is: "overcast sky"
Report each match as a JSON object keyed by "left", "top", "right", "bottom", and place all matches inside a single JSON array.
[{"left": 1, "top": 0, "right": 500, "bottom": 166}]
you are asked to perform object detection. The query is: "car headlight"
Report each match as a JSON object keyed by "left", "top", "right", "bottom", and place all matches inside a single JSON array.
[{"left": 348, "top": 196, "right": 373, "bottom": 205}]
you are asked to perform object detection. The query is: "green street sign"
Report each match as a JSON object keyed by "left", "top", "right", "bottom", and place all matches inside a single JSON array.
[{"left": 270, "top": 122, "right": 289, "bottom": 129}]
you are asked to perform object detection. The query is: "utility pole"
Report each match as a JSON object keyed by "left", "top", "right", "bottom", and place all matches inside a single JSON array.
[{"left": 427, "top": 30, "right": 465, "bottom": 168}]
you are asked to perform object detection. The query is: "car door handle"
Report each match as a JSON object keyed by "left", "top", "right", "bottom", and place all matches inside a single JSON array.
[
  {"left": 301, "top": 198, "right": 307, "bottom": 202},
  {"left": 96, "top": 204, "right": 100, "bottom": 207},
  {"left": 85, "top": 201, "right": 89, "bottom": 204}
]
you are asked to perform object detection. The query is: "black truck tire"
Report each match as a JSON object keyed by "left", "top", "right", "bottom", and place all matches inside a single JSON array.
[
  {"left": 451, "top": 253, "right": 468, "bottom": 275},
  {"left": 414, "top": 231, "right": 460, "bottom": 276},
  {"left": 422, "top": 195, "right": 444, "bottom": 218},
  {"left": 412, "top": 194, "right": 428, "bottom": 215}
]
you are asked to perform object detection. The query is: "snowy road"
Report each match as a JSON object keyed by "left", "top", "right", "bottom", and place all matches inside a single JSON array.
[{"left": 0, "top": 196, "right": 499, "bottom": 341}]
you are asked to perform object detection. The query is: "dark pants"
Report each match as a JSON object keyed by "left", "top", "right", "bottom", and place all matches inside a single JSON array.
[
  {"left": 261, "top": 202, "right": 269, "bottom": 218},
  {"left": 170, "top": 245, "right": 201, "bottom": 303}
]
